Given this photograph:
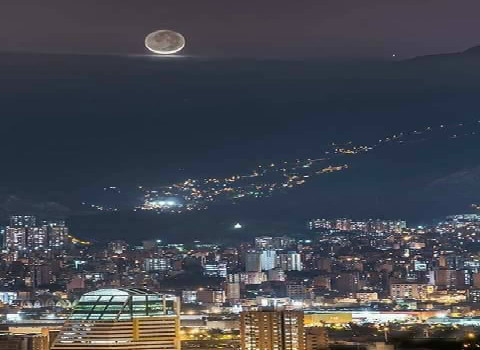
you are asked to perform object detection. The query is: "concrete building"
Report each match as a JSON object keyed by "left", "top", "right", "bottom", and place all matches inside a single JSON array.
[
  {"left": 224, "top": 282, "right": 241, "bottom": 301},
  {"left": 390, "top": 283, "right": 435, "bottom": 300},
  {"left": 0, "top": 333, "right": 49, "bottom": 350},
  {"left": 260, "top": 250, "right": 277, "bottom": 271},
  {"left": 245, "top": 251, "right": 262, "bottom": 272},
  {"left": 196, "top": 289, "right": 225, "bottom": 304},
  {"left": 278, "top": 252, "right": 303, "bottom": 271},
  {"left": 240, "top": 310, "right": 304, "bottom": 350}
]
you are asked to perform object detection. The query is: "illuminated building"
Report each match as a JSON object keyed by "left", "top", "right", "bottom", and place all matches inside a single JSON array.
[
  {"left": 182, "top": 291, "right": 197, "bottom": 304},
  {"left": 4, "top": 217, "right": 70, "bottom": 252},
  {"left": 368, "top": 219, "right": 406, "bottom": 233},
  {"left": 278, "top": 252, "right": 303, "bottom": 271},
  {"left": 336, "top": 218, "right": 352, "bottom": 231},
  {"left": 260, "top": 250, "right": 277, "bottom": 271},
  {"left": 304, "top": 312, "right": 353, "bottom": 326},
  {"left": 272, "top": 236, "right": 295, "bottom": 249},
  {"left": 144, "top": 258, "right": 171, "bottom": 272},
  {"left": 308, "top": 218, "right": 406, "bottom": 233},
  {"left": 255, "top": 236, "right": 274, "bottom": 249},
  {"left": 414, "top": 260, "right": 428, "bottom": 271},
  {"left": 108, "top": 240, "right": 128, "bottom": 254},
  {"left": 26, "top": 226, "right": 48, "bottom": 249},
  {"left": 5, "top": 227, "right": 28, "bottom": 250},
  {"left": 390, "top": 283, "right": 435, "bottom": 300},
  {"left": 356, "top": 291, "right": 379, "bottom": 303},
  {"left": 51, "top": 288, "right": 180, "bottom": 350},
  {"left": 228, "top": 271, "right": 266, "bottom": 285},
  {"left": 204, "top": 262, "right": 227, "bottom": 278},
  {"left": 308, "top": 219, "right": 334, "bottom": 231},
  {"left": 10, "top": 215, "right": 37, "bottom": 228},
  {"left": 0, "top": 291, "right": 17, "bottom": 304},
  {"left": 245, "top": 271, "right": 267, "bottom": 284},
  {"left": 240, "top": 310, "right": 304, "bottom": 350},
  {"left": 48, "top": 222, "right": 69, "bottom": 249}
]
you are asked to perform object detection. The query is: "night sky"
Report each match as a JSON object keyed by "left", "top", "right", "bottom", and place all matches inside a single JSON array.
[
  {"left": 1, "top": 1, "right": 480, "bottom": 58},
  {"left": 1, "top": 1, "right": 480, "bottom": 241}
]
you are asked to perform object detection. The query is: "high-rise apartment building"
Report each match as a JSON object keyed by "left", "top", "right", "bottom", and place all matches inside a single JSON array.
[
  {"left": 260, "top": 250, "right": 277, "bottom": 271},
  {"left": 51, "top": 288, "right": 180, "bottom": 350},
  {"left": 4, "top": 216, "right": 70, "bottom": 251},
  {"left": 26, "top": 226, "right": 48, "bottom": 249},
  {"left": 245, "top": 251, "right": 262, "bottom": 272},
  {"left": 48, "top": 222, "right": 69, "bottom": 249},
  {"left": 240, "top": 310, "right": 304, "bottom": 350},
  {"left": 144, "top": 258, "right": 171, "bottom": 272},
  {"left": 10, "top": 215, "right": 37, "bottom": 227},
  {"left": 5, "top": 227, "right": 28, "bottom": 250},
  {"left": 278, "top": 252, "right": 303, "bottom": 271}
]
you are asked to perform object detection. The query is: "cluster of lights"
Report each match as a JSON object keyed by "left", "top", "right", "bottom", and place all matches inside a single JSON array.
[
  {"left": 87, "top": 121, "right": 480, "bottom": 214},
  {"left": 138, "top": 161, "right": 349, "bottom": 213}
]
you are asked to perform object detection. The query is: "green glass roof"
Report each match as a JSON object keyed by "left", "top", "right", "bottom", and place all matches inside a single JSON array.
[{"left": 70, "top": 288, "right": 177, "bottom": 321}]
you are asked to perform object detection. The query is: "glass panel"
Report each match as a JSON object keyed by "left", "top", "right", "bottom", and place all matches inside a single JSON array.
[
  {"left": 112, "top": 296, "right": 128, "bottom": 302},
  {"left": 81, "top": 296, "right": 100, "bottom": 302},
  {"left": 99, "top": 296, "right": 113, "bottom": 302}
]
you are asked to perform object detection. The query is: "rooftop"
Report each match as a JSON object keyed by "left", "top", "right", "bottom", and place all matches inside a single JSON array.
[{"left": 70, "top": 288, "right": 177, "bottom": 321}]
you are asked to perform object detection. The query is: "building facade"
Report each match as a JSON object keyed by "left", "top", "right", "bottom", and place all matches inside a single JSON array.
[
  {"left": 51, "top": 288, "right": 180, "bottom": 350},
  {"left": 240, "top": 310, "right": 305, "bottom": 350}
]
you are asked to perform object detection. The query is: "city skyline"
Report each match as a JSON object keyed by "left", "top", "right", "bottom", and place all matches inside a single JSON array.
[
  {"left": 1, "top": 2, "right": 480, "bottom": 349},
  {"left": 1, "top": 211, "right": 480, "bottom": 349}
]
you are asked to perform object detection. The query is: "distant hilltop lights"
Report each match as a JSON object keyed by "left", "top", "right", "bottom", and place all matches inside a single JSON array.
[
  {"left": 86, "top": 120, "right": 480, "bottom": 214},
  {"left": 137, "top": 196, "right": 184, "bottom": 213}
]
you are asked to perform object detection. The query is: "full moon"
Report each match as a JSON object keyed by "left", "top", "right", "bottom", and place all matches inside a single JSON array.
[{"left": 145, "top": 30, "right": 185, "bottom": 55}]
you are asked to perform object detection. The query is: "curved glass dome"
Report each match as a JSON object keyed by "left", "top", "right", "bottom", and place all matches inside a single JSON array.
[{"left": 70, "top": 288, "right": 177, "bottom": 320}]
